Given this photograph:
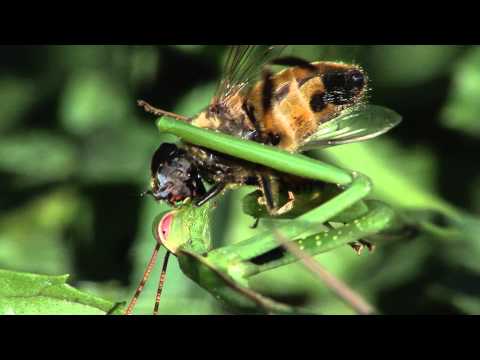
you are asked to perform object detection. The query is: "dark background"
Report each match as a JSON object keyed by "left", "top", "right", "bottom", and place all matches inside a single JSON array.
[{"left": 1, "top": 45, "right": 479, "bottom": 314}]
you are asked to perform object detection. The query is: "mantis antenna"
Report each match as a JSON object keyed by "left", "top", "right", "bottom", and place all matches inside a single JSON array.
[
  {"left": 125, "top": 244, "right": 171, "bottom": 315},
  {"left": 153, "top": 251, "right": 171, "bottom": 315},
  {"left": 125, "top": 243, "right": 161, "bottom": 315},
  {"left": 125, "top": 210, "right": 175, "bottom": 315}
]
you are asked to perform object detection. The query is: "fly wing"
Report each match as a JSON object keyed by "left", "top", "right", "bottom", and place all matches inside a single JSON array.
[
  {"left": 299, "top": 104, "right": 402, "bottom": 151},
  {"left": 213, "top": 45, "right": 287, "bottom": 107}
]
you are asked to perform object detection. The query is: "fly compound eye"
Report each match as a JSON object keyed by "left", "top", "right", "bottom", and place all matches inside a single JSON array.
[{"left": 151, "top": 143, "right": 181, "bottom": 174}]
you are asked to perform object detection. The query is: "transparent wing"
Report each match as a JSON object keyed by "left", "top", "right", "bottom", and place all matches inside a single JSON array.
[
  {"left": 299, "top": 104, "right": 402, "bottom": 151},
  {"left": 214, "top": 45, "right": 288, "bottom": 105}
]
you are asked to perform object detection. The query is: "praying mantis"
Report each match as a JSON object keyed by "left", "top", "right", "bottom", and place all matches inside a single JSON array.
[
  {"left": 125, "top": 109, "right": 412, "bottom": 315},
  {"left": 124, "top": 46, "right": 467, "bottom": 315}
]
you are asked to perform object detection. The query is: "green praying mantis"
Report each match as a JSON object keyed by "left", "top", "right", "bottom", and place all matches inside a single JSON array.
[
  {"left": 123, "top": 46, "right": 469, "bottom": 315},
  {"left": 124, "top": 106, "right": 474, "bottom": 315},
  {"left": 124, "top": 107, "right": 433, "bottom": 315}
]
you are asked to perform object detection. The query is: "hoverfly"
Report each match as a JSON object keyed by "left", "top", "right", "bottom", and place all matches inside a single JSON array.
[{"left": 140, "top": 45, "right": 400, "bottom": 216}]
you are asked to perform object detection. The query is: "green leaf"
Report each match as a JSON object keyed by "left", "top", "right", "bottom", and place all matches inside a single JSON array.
[
  {"left": 441, "top": 47, "right": 480, "bottom": 137},
  {"left": 0, "top": 132, "right": 77, "bottom": 185},
  {"left": 129, "top": 46, "right": 160, "bottom": 86},
  {"left": 0, "top": 77, "right": 36, "bottom": 131},
  {"left": 60, "top": 69, "right": 130, "bottom": 136},
  {"left": 318, "top": 139, "right": 456, "bottom": 215},
  {"left": 173, "top": 45, "right": 207, "bottom": 54},
  {"left": 174, "top": 82, "right": 217, "bottom": 117},
  {"left": 0, "top": 269, "right": 123, "bottom": 315},
  {"left": 0, "top": 189, "right": 82, "bottom": 275},
  {"left": 78, "top": 123, "right": 158, "bottom": 184},
  {"left": 368, "top": 45, "right": 461, "bottom": 87}
]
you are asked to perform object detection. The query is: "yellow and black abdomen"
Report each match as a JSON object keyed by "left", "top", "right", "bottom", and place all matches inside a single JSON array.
[{"left": 246, "top": 61, "right": 367, "bottom": 152}]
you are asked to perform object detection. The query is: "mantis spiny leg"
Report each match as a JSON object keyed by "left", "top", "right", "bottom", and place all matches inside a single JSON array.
[{"left": 236, "top": 200, "right": 396, "bottom": 278}]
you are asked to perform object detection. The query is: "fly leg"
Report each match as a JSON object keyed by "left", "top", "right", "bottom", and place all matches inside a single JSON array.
[
  {"left": 195, "top": 182, "right": 227, "bottom": 207},
  {"left": 258, "top": 175, "right": 295, "bottom": 216},
  {"left": 250, "top": 217, "right": 261, "bottom": 229}
]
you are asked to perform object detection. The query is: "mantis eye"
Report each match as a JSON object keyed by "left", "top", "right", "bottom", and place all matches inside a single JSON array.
[
  {"left": 156, "top": 210, "right": 182, "bottom": 254},
  {"left": 158, "top": 212, "right": 174, "bottom": 244}
]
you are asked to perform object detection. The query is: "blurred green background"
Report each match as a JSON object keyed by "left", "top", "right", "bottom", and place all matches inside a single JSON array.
[{"left": 1, "top": 45, "right": 480, "bottom": 315}]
